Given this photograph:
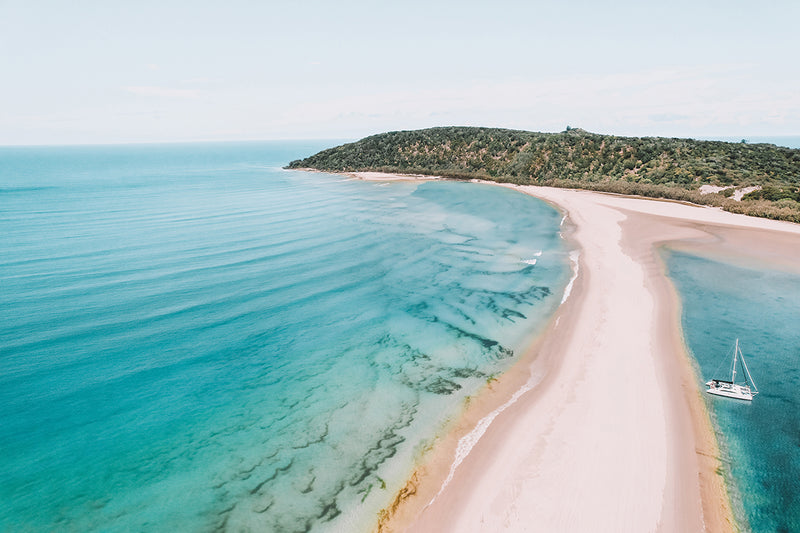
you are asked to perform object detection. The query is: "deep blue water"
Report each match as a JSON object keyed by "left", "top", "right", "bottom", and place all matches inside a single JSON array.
[
  {"left": 666, "top": 251, "right": 800, "bottom": 532},
  {"left": 0, "top": 142, "right": 569, "bottom": 532}
]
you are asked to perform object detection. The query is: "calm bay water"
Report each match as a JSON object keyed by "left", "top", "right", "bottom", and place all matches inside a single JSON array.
[
  {"left": 0, "top": 142, "right": 569, "bottom": 531},
  {"left": 666, "top": 251, "right": 800, "bottom": 532}
]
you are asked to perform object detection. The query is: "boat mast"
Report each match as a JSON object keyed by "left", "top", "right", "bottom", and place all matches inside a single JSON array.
[{"left": 732, "top": 338, "right": 739, "bottom": 383}]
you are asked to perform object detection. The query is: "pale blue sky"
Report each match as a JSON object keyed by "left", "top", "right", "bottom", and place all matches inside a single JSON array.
[{"left": 1, "top": 0, "right": 798, "bottom": 144}]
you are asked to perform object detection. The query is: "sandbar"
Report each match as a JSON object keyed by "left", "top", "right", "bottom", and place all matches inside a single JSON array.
[{"left": 371, "top": 182, "right": 800, "bottom": 532}]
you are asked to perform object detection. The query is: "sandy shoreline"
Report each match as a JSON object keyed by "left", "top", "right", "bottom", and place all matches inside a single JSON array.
[{"left": 293, "top": 168, "right": 800, "bottom": 531}]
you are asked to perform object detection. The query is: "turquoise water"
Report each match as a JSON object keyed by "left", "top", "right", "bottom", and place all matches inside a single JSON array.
[
  {"left": 0, "top": 142, "right": 569, "bottom": 532},
  {"left": 666, "top": 251, "right": 800, "bottom": 532}
]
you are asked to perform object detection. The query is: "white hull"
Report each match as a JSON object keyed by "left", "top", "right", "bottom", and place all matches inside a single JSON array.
[
  {"left": 705, "top": 339, "right": 758, "bottom": 401},
  {"left": 705, "top": 380, "right": 754, "bottom": 401}
]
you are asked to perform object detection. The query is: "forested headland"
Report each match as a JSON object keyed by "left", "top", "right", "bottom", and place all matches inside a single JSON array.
[{"left": 287, "top": 127, "right": 800, "bottom": 222}]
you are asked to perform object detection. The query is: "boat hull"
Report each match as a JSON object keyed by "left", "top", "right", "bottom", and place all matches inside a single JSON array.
[{"left": 705, "top": 381, "right": 754, "bottom": 401}]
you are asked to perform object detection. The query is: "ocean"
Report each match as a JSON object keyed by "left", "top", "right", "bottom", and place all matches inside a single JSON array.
[
  {"left": 666, "top": 251, "right": 800, "bottom": 532},
  {"left": 754, "top": 136, "right": 800, "bottom": 149},
  {"left": 0, "top": 142, "right": 570, "bottom": 532},
  {"left": 697, "top": 136, "right": 800, "bottom": 149}
]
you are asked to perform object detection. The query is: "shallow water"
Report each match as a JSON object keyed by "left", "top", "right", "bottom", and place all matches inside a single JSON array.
[
  {"left": 666, "top": 250, "right": 800, "bottom": 532},
  {"left": 0, "top": 142, "right": 569, "bottom": 531}
]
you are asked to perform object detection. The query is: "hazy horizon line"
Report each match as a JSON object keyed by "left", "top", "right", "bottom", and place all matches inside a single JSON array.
[{"left": 2, "top": 129, "right": 800, "bottom": 149}]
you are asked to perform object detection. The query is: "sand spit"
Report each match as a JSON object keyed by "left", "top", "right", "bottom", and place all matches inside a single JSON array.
[{"left": 363, "top": 178, "right": 800, "bottom": 533}]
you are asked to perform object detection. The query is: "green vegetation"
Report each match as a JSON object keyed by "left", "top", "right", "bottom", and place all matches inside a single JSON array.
[{"left": 287, "top": 127, "right": 800, "bottom": 223}]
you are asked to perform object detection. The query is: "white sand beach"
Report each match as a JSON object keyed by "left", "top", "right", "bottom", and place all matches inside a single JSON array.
[{"left": 375, "top": 184, "right": 800, "bottom": 532}]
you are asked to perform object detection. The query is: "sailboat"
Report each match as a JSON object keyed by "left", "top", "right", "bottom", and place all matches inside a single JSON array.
[{"left": 706, "top": 339, "right": 758, "bottom": 401}]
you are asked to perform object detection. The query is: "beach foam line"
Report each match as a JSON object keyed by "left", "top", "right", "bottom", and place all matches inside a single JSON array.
[
  {"left": 522, "top": 250, "right": 543, "bottom": 265},
  {"left": 426, "top": 380, "right": 534, "bottom": 508},
  {"left": 425, "top": 249, "right": 579, "bottom": 507},
  {"left": 425, "top": 359, "right": 551, "bottom": 510},
  {"left": 520, "top": 250, "right": 542, "bottom": 265},
  {"left": 561, "top": 249, "right": 580, "bottom": 304},
  {"left": 425, "top": 251, "right": 579, "bottom": 508}
]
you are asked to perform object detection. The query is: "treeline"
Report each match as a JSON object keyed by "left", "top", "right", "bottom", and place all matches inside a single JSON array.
[{"left": 287, "top": 127, "right": 800, "bottom": 223}]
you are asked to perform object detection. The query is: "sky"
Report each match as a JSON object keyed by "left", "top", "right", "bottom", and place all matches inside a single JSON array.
[{"left": 1, "top": 0, "right": 799, "bottom": 145}]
